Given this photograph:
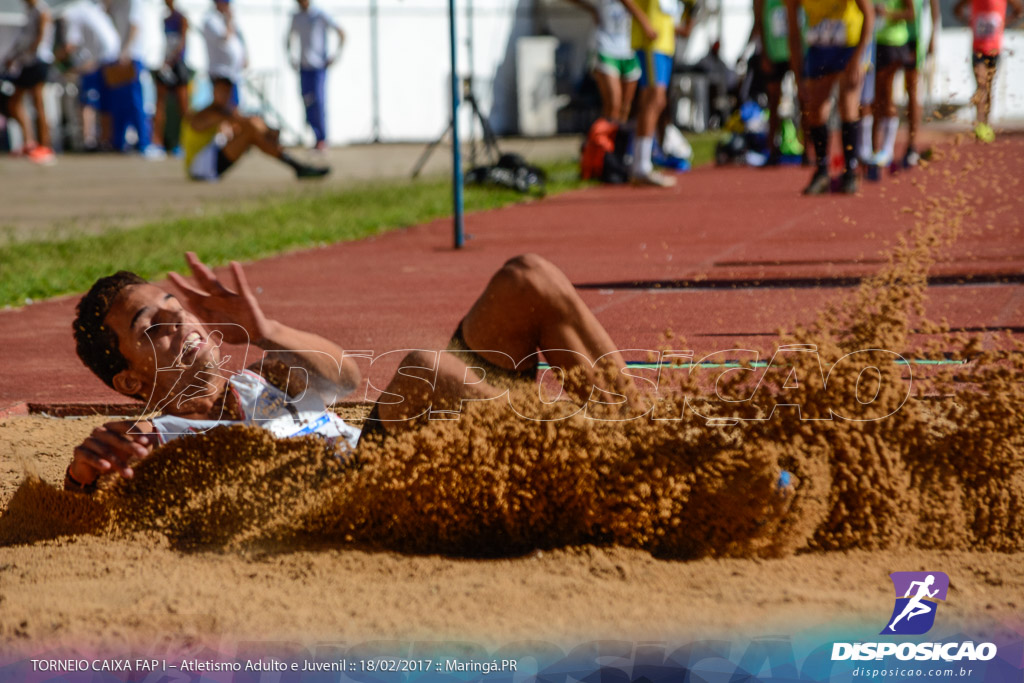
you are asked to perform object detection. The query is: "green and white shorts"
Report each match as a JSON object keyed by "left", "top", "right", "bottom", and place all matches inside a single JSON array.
[{"left": 594, "top": 52, "right": 642, "bottom": 82}]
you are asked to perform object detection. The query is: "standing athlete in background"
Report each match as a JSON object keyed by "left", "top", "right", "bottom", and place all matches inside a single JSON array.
[
  {"left": 105, "top": 0, "right": 156, "bottom": 156},
  {"left": 152, "top": 0, "right": 190, "bottom": 154},
  {"left": 902, "top": 0, "right": 938, "bottom": 165},
  {"left": 955, "top": 0, "right": 1022, "bottom": 142},
  {"left": 203, "top": 0, "right": 247, "bottom": 110},
  {"left": 620, "top": 0, "right": 693, "bottom": 186},
  {"left": 753, "top": 0, "right": 799, "bottom": 164},
  {"left": 787, "top": 0, "right": 874, "bottom": 194},
  {"left": 567, "top": 0, "right": 641, "bottom": 123},
  {"left": 1, "top": 0, "right": 55, "bottom": 164},
  {"left": 286, "top": 0, "right": 344, "bottom": 151},
  {"left": 869, "top": 0, "right": 913, "bottom": 169},
  {"left": 54, "top": 0, "right": 122, "bottom": 152}
]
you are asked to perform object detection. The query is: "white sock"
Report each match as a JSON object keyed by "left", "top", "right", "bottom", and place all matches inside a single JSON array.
[
  {"left": 859, "top": 115, "right": 874, "bottom": 162},
  {"left": 633, "top": 136, "right": 654, "bottom": 175},
  {"left": 880, "top": 117, "right": 899, "bottom": 162}
]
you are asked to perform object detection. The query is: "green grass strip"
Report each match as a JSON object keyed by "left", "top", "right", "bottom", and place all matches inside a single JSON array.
[{"left": 1, "top": 135, "right": 719, "bottom": 308}]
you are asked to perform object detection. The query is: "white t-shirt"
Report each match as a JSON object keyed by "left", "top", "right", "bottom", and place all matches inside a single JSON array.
[
  {"left": 202, "top": 10, "right": 245, "bottom": 82},
  {"left": 105, "top": 0, "right": 144, "bottom": 60},
  {"left": 596, "top": 0, "right": 633, "bottom": 59},
  {"left": 288, "top": 6, "right": 340, "bottom": 70},
  {"left": 61, "top": 0, "right": 121, "bottom": 67},
  {"left": 11, "top": 1, "right": 55, "bottom": 65},
  {"left": 150, "top": 369, "right": 362, "bottom": 457}
]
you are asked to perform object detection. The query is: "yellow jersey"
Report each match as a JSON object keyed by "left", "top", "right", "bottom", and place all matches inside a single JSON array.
[
  {"left": 802, "top": 0, "right": 864, "bottom": 47},
  {"left": 181, "top": 120, "right": 218, "bottom": 175},
  {"left": 630, "top": 0, "right": 677, "bottom": 55}
]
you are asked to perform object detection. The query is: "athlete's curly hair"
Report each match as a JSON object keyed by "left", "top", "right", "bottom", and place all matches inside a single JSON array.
[{"left": 73, "top": 271, "right": 147, "bottom": 392}]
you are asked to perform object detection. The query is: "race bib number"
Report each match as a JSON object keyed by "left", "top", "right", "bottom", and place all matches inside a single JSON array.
[
  {"left": 806, "top": 18, "right": 847, "bottom": 45},
  {"left": 770, "top": 6, "right": 789, "bottom": 37},
  {"left": 973, "top": 11, "right": 1002, "bottom": 39}
]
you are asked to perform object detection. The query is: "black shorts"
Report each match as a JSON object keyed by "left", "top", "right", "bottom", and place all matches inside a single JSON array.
[
  {"left": 215, "top": 147, "right": 235, "bottom": 176},
  {"left": 11, "top": 60, "right": 50, "bottom": 88},
  {"left": 761, "top": 58, "right": 790, "bottom": 83},
  {"left": 876, "top": 43, "right": 910, "bottom": 71},
  {"left": 357, "top": 322, "right": 539, "bottom": 447},
  {"left": 904, "top": 39, "right": 919, "bottom": 69},
  {"left": 152, "top": 61, "right": 191, "bottom": 89},
  {"left": 972, "top": 52, "right": 999, "bottom": 69}
]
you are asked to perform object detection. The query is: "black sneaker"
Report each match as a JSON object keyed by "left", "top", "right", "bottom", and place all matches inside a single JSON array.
[
  {"left": 841, "top": 170, "right": 859, "bottom": 194},
  {"left": 865, "top": 163, "right": 881, "bottom": 181},
  {"left": 802, "top": 170, "right": 831, "bottom": 195},
  {"left": 296, "top": 164, "right": 330, "bottom": 179},
  {"left": 903, "top": 148, "right": 920, "bottom": 168}
]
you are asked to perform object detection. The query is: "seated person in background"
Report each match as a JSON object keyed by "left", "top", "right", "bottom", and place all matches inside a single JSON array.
[
  {"left": 65, "top": 253, "right": 631, "bottom": 493},
  {"left": 182, "top": 103, "right": 329, "bottom": 180}
]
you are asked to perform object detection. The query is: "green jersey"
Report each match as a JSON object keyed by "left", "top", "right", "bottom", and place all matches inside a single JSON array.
[
  {"left": 762, "top": 0, "right": 792, "bottom": 62},
  {"left": 877, "top": 0, "right": 910, "bottom": 46}
]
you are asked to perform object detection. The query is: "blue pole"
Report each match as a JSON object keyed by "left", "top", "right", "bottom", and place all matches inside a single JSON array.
[{"left": 449, "top": 0, "right": 465, "bottom": 249}]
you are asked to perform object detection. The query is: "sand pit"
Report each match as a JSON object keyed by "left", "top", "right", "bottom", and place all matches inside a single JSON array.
[{"left": 1, "top": 138, "right": 1023, "bottom": 669}]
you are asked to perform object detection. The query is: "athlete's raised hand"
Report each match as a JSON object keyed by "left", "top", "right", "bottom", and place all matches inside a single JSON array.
[{"left": 168, "top": 252, "right": 271, "bottom": 345}]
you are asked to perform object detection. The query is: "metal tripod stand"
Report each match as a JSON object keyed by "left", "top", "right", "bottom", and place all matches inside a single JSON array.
[{"left": 411, "top": 76, "right": 501, "bottom": 178}]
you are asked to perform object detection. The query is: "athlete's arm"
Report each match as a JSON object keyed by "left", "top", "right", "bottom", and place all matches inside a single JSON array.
[
  {"left": 852, "top": 0, "right": 874, "bottom": 61},
  {"left": 1009, "top": 0, "right": 1023, "bottom": 24},
  {"left": 903, "top": 580, "right": 922, "bottom": 598},
  {"left": 27, "top": 6, "right": 51, "bottom": 59},
  {"left": 927, "top": 0, "right": 939, "bottom": 53},
  {"left": 285, "top": 15, "right": 297, "bottom": 68},
  {"left": 843, "top": 0, "right": 873, "bottom": 84},
  {"left": 752, "top": 0, "right": 765, "bottom": 44},
  {"left": 784, "top": 0, "right": 802, "bottom": 77},
  {"left": 169, "top": 252, "right": 361, "bottom": 402},
  {"left": 885, "top": 0, "right": 915, "bottom": 22},
  {"left": 173, "top": 13, "right": 189, "bottom": 64},
  {"left": 953, "top": 0, "right": 969, "bottom": 24},
  {"left": 329, "top": 25, "right": 345, "bottom": 64},
  {"left": 618, "top": 0, "right": 658, "bottom": 40}
]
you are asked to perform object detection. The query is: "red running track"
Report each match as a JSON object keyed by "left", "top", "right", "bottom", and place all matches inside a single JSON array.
[{"left": 1, "top": 135, "right": 1021, "bottom": 413}]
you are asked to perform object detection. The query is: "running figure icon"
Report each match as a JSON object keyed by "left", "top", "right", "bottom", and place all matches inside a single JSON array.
[
  {"left": 881, "top": 571, "right": 949, "bottom": 635},
  {"left": 888, "top": 574, "right": 939, "bottom": 631}
]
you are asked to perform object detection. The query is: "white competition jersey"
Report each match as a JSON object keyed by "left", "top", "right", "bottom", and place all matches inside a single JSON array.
[
  {"left": 150, "top": 370, "right": 361, "bottom": 456},
  {"left": 596, "top": 0, "right": 633, "bottom": 59}
]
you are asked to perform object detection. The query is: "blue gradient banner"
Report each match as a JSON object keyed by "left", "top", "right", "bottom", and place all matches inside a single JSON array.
[{"left": 2, "top": 630, "right": 1022, "bottom": 683}]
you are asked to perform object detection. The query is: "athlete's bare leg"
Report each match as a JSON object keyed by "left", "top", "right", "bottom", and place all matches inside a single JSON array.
[{"left": 375, "top": 255, "right": 631, "bottom": 429}]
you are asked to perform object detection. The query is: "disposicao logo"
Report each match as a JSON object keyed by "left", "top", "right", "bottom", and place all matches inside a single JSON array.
[
  {"left": 831, "top": 571, "right": 998, "bottom": 663},
  {"left": 881, "top": 571, "right": 949, "bottom": 635}
]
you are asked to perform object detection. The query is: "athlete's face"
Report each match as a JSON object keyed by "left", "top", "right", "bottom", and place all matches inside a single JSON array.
[
  {"left": 296, "top": 0, "right": 309, "bottom": 10},
  {"left": 105, "top": 284, "right": 221, "bottom": 404}
]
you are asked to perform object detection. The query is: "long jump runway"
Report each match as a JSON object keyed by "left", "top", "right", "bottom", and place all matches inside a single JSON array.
[{"left": 1, "top": 135, "right": 1021, "bottom": 412}]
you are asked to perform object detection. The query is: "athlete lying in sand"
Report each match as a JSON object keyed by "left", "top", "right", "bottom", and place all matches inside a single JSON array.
[{"left": 66, "top": 252, "right": 630, "bottom": 493}]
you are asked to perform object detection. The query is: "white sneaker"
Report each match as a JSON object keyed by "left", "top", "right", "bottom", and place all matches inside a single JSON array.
[
  {"left": 632, "top": 169, "right": 677, "bottom": 188},
  {"left": 871, "top": 150, "right": 893, "bottom": 168},
  {"left": 142, "top": 145, "right": 167, "bottom": 160}
]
